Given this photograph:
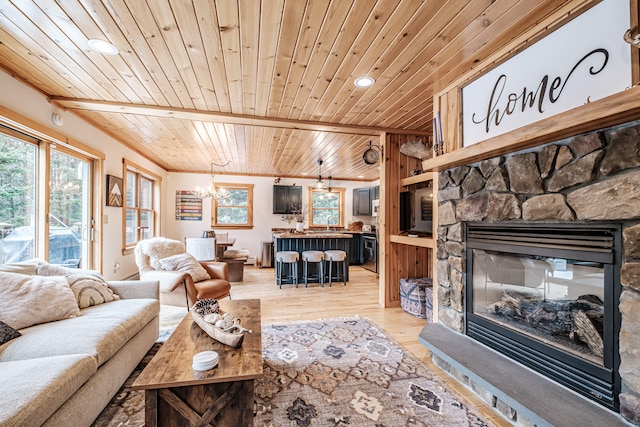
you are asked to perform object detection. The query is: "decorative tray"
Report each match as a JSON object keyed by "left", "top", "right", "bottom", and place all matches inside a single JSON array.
[{"left": 190, "top": 299, "right": 251, "bottom": 348}]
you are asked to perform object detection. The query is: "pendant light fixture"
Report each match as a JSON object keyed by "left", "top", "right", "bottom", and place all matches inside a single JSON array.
[
  {"left": 314, "top": 158, "right": 327, "bottom": 190},
  {"left": 195, "top": 162, "right": 231, "bottom": 200},
  {"left": 324, "top": 176, "right": 338, "bottom": 198}
]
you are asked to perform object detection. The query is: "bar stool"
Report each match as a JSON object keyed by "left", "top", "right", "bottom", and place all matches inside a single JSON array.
[
  {"left": 301, "top": 250, "right": 324, "bottom": 287},
  {"left": 324, "top": 250, "right": 348, "bottom": 286},
  {"left": 275, "top": 251, "right": 299, "bottom": 288}
]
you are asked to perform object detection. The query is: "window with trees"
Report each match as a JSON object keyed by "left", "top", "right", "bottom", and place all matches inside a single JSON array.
[
  {"left": 0, "top": 127, "right": 94, "bottom": 268},
  {"left": 309, "top": 187, "right": 344, "bottom": 228},
  {"left": 124, "top": 161, "right": 160, "bottom": 248},
  {"left": 211, "top": 184, "right": 253, "bottom": 228}
]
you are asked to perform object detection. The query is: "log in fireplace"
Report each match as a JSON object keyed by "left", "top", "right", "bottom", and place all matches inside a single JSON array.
[{"left": 465, "top": 222, "right": 621, "bottom": 411}]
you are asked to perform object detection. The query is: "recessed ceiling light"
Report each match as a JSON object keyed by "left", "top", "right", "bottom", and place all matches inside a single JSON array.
[
  {"left": 354, "top": 76, "right": 375, "bottom": 88},
  {"left": 88, "top": 39, "right": 119, "bottom": 55}
]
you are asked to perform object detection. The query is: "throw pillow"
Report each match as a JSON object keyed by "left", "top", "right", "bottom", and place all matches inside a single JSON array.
[
  {"left": 159, "top": 253, "right": 211, "bottom": 282},
  {"left": 66, "top": 274, "right": 120, "bottom": 309},
  {"left": 0, "top": 321, "right": 21, "bottom": 345},
  {"left": 0, "top": 272, "right": 80, "bottom": 329}
]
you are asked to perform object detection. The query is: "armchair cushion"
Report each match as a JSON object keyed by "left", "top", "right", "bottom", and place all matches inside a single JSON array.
[
  {"left": 159, "top": 253, "right": 211, "bottom": 282},
  {"left": 137, "top": 237, "right": 185, "bottom": 270}
]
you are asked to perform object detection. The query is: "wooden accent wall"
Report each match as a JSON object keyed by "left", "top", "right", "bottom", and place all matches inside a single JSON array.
[{"left": 379, "top": 132, "right": 433, "bottom": 308}]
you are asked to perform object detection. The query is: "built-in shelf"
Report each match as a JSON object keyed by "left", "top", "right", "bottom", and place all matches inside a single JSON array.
[
  {"left": 390, "top": 234, "right": 434, "bottom": 248},
  {"left": 400, "top": 172, "right": 433, "bottom": 187}
]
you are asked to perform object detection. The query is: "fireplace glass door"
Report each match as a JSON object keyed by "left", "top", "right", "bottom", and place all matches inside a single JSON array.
[
  {"left": 465, "top": 223, "right": 620, "bottom": 410},
  {"left": 472, "top": 249, "right": 605, "bottom": 365}
]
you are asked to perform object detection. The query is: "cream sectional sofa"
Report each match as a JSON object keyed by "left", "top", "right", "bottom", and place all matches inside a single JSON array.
[{"left": 0, "top": 262, "right": 160, "bottom": 427}]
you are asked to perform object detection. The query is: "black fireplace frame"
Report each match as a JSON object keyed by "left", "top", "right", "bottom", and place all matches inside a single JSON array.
[{"left": 465, "top": 222, "right": 621, "bottom": 411}]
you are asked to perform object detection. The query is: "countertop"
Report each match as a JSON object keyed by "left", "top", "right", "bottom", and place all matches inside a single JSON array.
[{"left": 274, "top": 232, "right": 354, "bottom": 239}]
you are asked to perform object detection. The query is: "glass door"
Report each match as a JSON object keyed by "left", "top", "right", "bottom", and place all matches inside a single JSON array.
[
  {"left": 49, "top": 148, "right": 92, "bottom": 268},
  {"left": 0, "top": 130, "right": 37, "bottom": 263}
]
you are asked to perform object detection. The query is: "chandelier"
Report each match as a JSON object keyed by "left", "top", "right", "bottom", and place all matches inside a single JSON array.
[{"left": 195, "top": 162, "right": 231, "bottom": 200}]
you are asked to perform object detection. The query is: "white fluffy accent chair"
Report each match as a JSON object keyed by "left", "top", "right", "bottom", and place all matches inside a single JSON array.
[{"left": 135, "top": 237, "right": 231, "bottom": 308}]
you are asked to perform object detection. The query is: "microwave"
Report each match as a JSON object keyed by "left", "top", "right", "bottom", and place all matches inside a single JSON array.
[{"left": 371, "top": 199, "right": 380, "bottom": 217}]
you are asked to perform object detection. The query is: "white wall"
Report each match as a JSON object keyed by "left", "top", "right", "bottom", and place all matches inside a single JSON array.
[
  {"left": 165, "top": 173, "right": 379, "bottom": 262},
  {"left": 0, "top": 69, "right": 167, "bottom": 280}
]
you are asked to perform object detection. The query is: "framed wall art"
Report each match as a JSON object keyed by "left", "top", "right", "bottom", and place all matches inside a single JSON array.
[{"left": 106, "top": 174, "right": 123, "bottom": 207}]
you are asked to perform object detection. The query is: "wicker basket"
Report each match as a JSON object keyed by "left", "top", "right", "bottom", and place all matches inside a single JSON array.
[{"left": 190, "top": 299, "right": 248, "bottom": 348}]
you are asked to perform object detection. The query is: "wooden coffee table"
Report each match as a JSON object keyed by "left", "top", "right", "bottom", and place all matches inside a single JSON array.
[{"left": 132, "top": 299, "right": 262, "bottom": 426}]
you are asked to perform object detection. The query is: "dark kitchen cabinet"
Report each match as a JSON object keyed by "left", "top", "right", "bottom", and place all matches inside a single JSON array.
[
  {"left": 273, "top": 185, "right": 302, "bottom": 214},
  {"left": 348, "top": 234, "right": 363, "bottom": 265},
  {"left": 370, "top": 185, "right": 379, "bottom": 201},
  {"left": 353, "top": 187, "right": 372, "bottom": 216}
]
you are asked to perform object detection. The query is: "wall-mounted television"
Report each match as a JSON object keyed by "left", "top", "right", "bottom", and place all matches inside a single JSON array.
[{"left": 400, "top": 183, "right": 433, "bottom": 237}]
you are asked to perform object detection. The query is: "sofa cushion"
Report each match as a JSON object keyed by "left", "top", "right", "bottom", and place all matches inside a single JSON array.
[
  {"left": 36, "top": 261, "right": 101, "bottom": 278},
  {"left": 0, "top": 298, "right": 159, "bottom": 366},
  {"left": 66, "top": 273, "right": 120, "bottom": 308},
  {"left": 0, "top": 272, "right": 80, "bottom": 329},
  {"left": 0, "top": 321, "right": 21, "bottom": 345},
  {"left": 0, "top": 259, "right": 40, "bottom": 275},
  {"left": 0, "top": 354, "right": 97, "bottom": 427},
  {"left": 160, "top": 252, "right": 211, "bottom": 282}
]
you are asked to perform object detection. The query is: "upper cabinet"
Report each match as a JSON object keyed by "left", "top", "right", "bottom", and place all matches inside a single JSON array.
[
  {"left": 353, "top": 187, "right": 371, "bottom": 216},
  {"left": 353, "top": 186, "right": 379, "bottom": 216},
  {"left": 273, "top": 185, "right": 302, "bottom": 214}
]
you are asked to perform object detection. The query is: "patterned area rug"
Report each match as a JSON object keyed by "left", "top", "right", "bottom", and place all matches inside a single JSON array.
[
  {"left": 93, "top": 318, "right": 494, "bottom": 427},
  {"left": 256, "top": 318, "right": 493, "bottom": 427}
]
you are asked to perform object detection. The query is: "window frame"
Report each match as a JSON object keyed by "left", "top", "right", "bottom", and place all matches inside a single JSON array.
[
  {"left": 211, "top": 183, "right": 254, "bottom": 229},
  {"left": 123, "top": 160, "right": 161, "bottom": 251},
  {"left": 0, "top": 124, "right": 99, "bottom": 269},
  {"left": 308, "top": 187, "right": 345, "bottom": 228}
]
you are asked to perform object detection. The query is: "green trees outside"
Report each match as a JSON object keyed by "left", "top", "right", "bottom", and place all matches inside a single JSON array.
[
  {"left": 216, "top": 189, "right": 249, "bottom": 224},
  {"left": 0, "top": 133, "right": 36, "bottom": 229}
]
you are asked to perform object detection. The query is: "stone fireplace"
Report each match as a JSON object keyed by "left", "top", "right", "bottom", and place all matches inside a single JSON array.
[{"left": 434, "top": 119, "right": 640, "bottom": 424}]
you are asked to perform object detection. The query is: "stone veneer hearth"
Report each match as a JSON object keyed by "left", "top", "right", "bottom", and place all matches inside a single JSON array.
[{"left": 435, "top": 119, "right": 640, "bottom": 425}]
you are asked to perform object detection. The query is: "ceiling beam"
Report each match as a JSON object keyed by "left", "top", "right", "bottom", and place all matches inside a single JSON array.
[{"left": 51, "top": 97, "right": 433, "bottom": 137}]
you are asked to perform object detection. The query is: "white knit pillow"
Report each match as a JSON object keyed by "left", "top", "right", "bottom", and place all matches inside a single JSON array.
[
  {"left": 0, "top": 272, "right": 80, "bottom": 329},
  {"left": 159, "top": 253, "right": 211, "bottom": 282},
  {"left": 66, "top": 274, "right": 120, "bottom": 309}
]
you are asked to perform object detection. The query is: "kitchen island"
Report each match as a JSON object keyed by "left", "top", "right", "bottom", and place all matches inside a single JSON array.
[{"left": 274, "top": 232, "right": 352, "bottom": 283}]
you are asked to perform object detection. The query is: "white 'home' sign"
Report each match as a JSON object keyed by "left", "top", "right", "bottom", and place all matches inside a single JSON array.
[{"left": 462, "top": 0, "right": 631, "bottom": 147}]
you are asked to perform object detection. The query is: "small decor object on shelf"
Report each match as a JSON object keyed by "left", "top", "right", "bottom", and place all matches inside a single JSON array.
[
  {"left": 400, "top": 139, "right": 430, "bottom": 160},
  {"left": 191, "top": 298, "right": 251, "bottom": 348}
]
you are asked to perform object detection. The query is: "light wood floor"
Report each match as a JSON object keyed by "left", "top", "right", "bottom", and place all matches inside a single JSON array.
[{"left": 226, "top": 264, "right": 513, "bottom": 427}]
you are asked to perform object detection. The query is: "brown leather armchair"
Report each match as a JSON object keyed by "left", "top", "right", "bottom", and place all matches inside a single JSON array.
[{"left": 134, "top": 238, "right": 231, "bottom": 308}]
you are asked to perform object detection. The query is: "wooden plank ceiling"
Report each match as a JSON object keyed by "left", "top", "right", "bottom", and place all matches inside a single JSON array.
[{"left": 0, "top": 0, "right": 571, "bottom": 181}]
